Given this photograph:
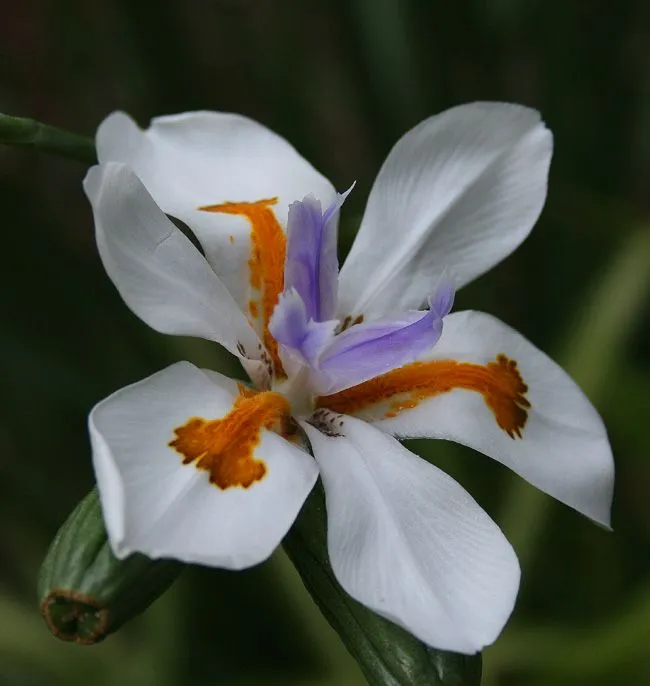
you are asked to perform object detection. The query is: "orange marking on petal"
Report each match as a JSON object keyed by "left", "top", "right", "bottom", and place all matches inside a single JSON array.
[
  {"left": 317, "top": 354, "right": 530, "bottom": 439},
  {"left": 169, "top": 385, "right": 291, "bottom": 489},
  {"left": 199, "top": 198, "right": 286, "bottom": 378}
]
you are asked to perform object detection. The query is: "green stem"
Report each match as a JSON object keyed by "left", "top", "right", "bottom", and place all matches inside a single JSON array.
[
  {"left": 283, "top": 484, "right": 482, "bottom": 686},
  {"left": 0, "top": 114, "right": 96, "bottom": 165}
]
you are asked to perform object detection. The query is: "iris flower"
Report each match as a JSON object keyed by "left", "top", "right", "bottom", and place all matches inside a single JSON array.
[{"left": 84, "top": 102, "right": 614, "bottom": 653}]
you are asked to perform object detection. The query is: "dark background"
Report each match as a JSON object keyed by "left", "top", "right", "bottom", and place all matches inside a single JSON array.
[{"left": 1, "top": 1, "right": 649, "bottom": 684}]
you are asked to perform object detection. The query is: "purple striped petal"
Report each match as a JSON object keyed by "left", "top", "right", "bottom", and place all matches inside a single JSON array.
[
  {"left": 313, "top": 309, "right": 444, "bottom": 394},
  {"left": 270, "top": 268, "right": 454, "bottom": 397},
  {"left": 284, "top": 187, "right": 353, "bottom": 322},
  {"left": 429, "top": 277, "right": 455, "bottom": 317},
  {"left": 312, "top": 279, "right": 456, "bottom": 394},
  {"left": 269, "top": 288, "right": 336, "bottom": 367}
]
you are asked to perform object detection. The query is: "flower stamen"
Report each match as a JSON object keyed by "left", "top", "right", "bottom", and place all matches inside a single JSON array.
[{"left": 339, "top": 313, "right": 364, "bottom": 332}]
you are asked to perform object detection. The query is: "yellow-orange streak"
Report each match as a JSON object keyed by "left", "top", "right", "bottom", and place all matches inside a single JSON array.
[
  {"left": 317, "top": 354, "right": 531, "bottom": 439},
  {"left": 200, "top": 198, "right": 286, "bottom": 378},
  {"left": 169, "top": 385, "right": 291, "bottom": 489}
]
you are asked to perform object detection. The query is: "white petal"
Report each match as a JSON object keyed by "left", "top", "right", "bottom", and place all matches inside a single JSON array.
[
  {"left": 96, "top": 111, "right": 337, "bottom": 307},
  {"left": 376, "top": 311, "right": 614, "bottom": 526},
  {"left": 84, "top": 162, "right": 261, "bottom": 359},
  {"left": 338, "top": 102, "right": 552, "bottom": 318},
  {"left": 302, "top": 416, "right": 519, "bottom": 653},
  {"left": 89, "top": 362, "right": 318, "bottom": 569}
]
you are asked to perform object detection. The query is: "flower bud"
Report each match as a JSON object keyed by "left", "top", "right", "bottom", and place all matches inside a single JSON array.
[{"left": 38, "top": 489, "right": 183, "bottom": 644}]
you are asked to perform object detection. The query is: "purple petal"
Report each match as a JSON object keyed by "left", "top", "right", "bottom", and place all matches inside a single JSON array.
[
  {"left": 429, "top": 277, "right": 455, "bottom": 317},
  {"left": 269, "top": 288, "right": 336, "bottom": 367},
  {"left": 284, "top": 187, "right": 353, "bottom": 322},
  {"left": 314, "top": 309, "right": 442, "bottom": 394},
  {"left": 314, "top": 280, "right": 456, "bottom": 394}
]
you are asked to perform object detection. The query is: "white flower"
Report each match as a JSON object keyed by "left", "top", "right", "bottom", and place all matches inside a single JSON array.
[{"left": 84, "top": 103, "right": 614, "bottom": 654}]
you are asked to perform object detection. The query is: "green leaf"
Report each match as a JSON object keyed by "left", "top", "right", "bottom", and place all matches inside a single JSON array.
[
  {"left": 283, "top": 483, "right": 482, "bottom": 686},
  {"left": 0, "top": 114, "right": 96, "bottom": 165}
]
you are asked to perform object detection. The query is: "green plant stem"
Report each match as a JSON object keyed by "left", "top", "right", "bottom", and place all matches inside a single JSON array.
[
  {"left": 0, "top": 114, "right": 96, "bottom": 165},
  {"left": 283, "top": 484, "right": 482, "bottom": 686}
]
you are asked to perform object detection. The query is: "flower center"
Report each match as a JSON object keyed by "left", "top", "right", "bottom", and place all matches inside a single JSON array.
[
  {"left": 317, "top": 354, "right": 530, "bottom": 439},
  {"left": 272, "top": 366, "right": 316, "bottom": 418},
  {"left": 169, "top": 384, "right": 292, "bottom": 489}
]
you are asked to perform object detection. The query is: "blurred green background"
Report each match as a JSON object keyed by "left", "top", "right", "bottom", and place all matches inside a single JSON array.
[{"left": 1, "top": 1, "right": 649, "bottom": 685}]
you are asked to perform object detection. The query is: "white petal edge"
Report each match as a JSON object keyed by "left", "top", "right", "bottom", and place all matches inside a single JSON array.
[
  {"left": 338, "top": 102, "right": 552, "bottom": 318},
  {"left": 89, "top": 362, "right": 318, "bottom": 569},
  {"left": 375, "top": 310, "right": 615, "bottom": 527},
  {"left": 84, "top": 162, "right": 261, "bottom": 359},
  {"left": 96, "top": 111, "right": 337, "bottom": 308},
  {"left": 302, "top": 415, "right": 519, "bottom": 653}
]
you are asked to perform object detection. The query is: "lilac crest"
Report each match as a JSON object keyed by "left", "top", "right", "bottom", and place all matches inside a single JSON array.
[
  {"left": 312, "top": 279, "right": 456, "bottom": 395},
  {"left": 429, "top": 277, "right": 455, "bottom": 317},
  {"left": 313, "top": 308, "right": 444, "bottom": 395},
  {"left": 269, "top": 288, "right": 337, "bottom": 368},
  {"left": 273, "top": 191, "right": 454, "bottom": 397},
  {"left": 283, "top": 186, "right": 354, "bottom": 323}
]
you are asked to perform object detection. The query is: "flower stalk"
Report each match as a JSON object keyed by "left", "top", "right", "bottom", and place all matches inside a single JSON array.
[
  {"left": 0, "top": 113, "right": 96, "bottom": 165},
  {"left": 39, "top": 480, "right": 481, "bottom": 683},
  {"left": 284, "top": 483, "right": 482, "bottom": 686}
]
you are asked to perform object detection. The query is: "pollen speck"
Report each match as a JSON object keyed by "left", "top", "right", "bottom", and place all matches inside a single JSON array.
[
  {"left": 340, "top": 314, "right": 364, "bottom": 332},
  {"left": 169, "top": 386, "right": 291, "bottom": 489},
  {"left": 318, "top": 354, "right": 530, "bottom": 439}
]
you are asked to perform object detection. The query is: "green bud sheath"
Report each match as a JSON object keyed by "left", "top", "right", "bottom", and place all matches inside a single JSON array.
[{"left": 38, "top": 489, "right": 183, "bottom": 645}]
